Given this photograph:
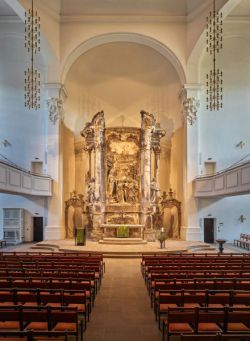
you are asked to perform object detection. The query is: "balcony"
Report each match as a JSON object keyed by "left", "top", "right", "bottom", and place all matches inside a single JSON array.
[
  {"left": 194, "top": 160, "right": 250, "bottom": 198},
  {"left": 0, "top": 160, "right": 52, "bottom": 197}
]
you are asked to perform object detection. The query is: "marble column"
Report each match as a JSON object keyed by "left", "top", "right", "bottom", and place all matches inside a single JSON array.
[
  {"left": 140, "top": 111, "right": 155, "bottom": 240},
  {"left": 43, "top": 83, "right": 67, "bottom": 240},
  {"left": 181, "top": 83, "right": 202, "bottom": 241}
]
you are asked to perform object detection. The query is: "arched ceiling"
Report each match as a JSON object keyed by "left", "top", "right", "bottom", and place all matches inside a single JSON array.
[{"left": 64, "top": 42, "right": 182, "bottom": 139}]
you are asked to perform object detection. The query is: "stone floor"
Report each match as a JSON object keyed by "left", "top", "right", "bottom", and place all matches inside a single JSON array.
[{"left": 84, "top": 258, "right": 161, "bottom": 341}]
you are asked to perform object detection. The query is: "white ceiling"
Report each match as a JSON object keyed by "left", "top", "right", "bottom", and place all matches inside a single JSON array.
[
  {"left": 229, "top": 0, "right": 250, "bottom": 16},
  {"left": 0, "top": 0, "right": 17, "bottom": 16},
  {"left": 60, "top": 0, "right": 207, "bottom": 17}
]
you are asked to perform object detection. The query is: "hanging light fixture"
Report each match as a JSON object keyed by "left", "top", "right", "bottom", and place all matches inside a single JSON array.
[
  {"left": 24, "top": 0, "right": 41, "bottom": 110},
  {"left": 206, "top": 0, "right": 223, "bottom": 111}
]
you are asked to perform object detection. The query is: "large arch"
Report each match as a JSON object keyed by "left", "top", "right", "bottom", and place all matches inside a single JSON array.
[
  {"left": 60, "top": 32, "right": 186, "bottom": 85},
  {"left": 187, "top": 0, "right": 242, "bottom": 83}
]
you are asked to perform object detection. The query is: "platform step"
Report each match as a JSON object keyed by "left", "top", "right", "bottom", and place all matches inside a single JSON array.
[{"left": 99, "top": 238, "right": 147, "bottom": 245}]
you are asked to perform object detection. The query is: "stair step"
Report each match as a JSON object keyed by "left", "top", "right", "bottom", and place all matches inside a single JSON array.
[{"left": 99, "top": 238, "right": 147, "bottom": 245}]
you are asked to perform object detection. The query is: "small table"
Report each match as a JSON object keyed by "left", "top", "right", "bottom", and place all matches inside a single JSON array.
[{"left": 216, "top": 239, "right": 227, "bottom": 254}]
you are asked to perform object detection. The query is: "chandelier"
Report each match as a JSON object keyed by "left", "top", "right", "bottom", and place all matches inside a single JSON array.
[
  {"left": 206, "top": 0, "right": 223, "bottom": 111},
  {"left": 24, "top": 0, "right": 41, "bottom": 110}
]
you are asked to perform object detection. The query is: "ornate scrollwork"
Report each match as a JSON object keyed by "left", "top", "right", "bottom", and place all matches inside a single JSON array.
[
  {"left": 47, "top": 97, "right": 64, "bottom": 125},
  {"left": 180, "top": 88, "right": 200, "bottom": 125}
]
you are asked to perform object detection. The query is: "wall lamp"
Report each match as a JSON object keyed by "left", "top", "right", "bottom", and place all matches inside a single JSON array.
[
  {"left": 236, "top": 141, "right": 245, "bottom": 149},
  {"left": 239, "top": 214, "right": 246, "bottom": 223},
  {"left": 1, "top": 139, "right": 11, "bottom": 147}
]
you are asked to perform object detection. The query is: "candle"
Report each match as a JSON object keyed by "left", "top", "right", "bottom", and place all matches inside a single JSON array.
[{"left": 161, "top": 227, "right": 164, "bottom": 233}]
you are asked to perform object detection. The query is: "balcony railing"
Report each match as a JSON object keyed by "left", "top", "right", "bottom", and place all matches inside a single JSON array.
[
  {"left": 194, "top": 159, "right": 250, "bottom": 198},
  {"left": 0, "top": 159, "right": 52, "bottom": 197}
]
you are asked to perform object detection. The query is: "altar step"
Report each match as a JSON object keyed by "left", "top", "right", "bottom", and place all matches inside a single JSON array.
[{"left": 99, "top": 238, "right": 147, "bottom": 245}]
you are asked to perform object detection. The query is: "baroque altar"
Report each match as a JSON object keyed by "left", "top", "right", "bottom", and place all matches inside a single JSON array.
[{"left": 81, "top": 110, "right": 166, "bottom": 241}]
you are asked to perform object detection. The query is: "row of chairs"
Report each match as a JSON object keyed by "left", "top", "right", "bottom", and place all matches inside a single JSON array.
[
  {"left": 156, "top": 289, "right": 250, "bottom": 329},
  {"left": 0, "top": 305, "right": 82, "bottom": 341},
  {"left": 234, "top": 234, "right": 250, "bottom": 250},
  {"left": 163, "top": 306, "right": 250, "bottom": 341},
  {"left": 0, "top": 251, "right": 105, "bottom": 340},
  {"left": 151, "top": 278, "right": 250, "bottom": 307},
  {"left": 180, "top": 333, "right": 250, "bottom": 340},
  {"left": 0, "top": 330, "right": 71, "bottom": 341},
  {"left": 141, "top": 254, "right": 250, "bottom": 341},
  {"left": 0, "top": 288, "right": 89, "bottom": 329}
]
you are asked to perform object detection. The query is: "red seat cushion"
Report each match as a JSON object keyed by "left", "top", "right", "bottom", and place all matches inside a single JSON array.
[
  {"left": 169, "top": 323, "right": 193, "bottom": 333},
  {"left": 227, "top": 323, "right": 250, "bottom": 332},
  {"left": 160, "top": 304, "right": 177, "bottom": 312},
  {"left": 25, "top": 322, "right": 48, "bottom": 330},
  {"left": 0, "top": 321, "right": 19, "bottom": 329},
  {"left": 53, "top": 322, "right": 76, "bottom": 331},
  {"left": 198, "top": 323, "right": 222, "bottom": 332}
]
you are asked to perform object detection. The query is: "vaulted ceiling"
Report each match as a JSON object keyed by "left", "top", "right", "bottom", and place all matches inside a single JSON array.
[{"left": 60, "top": 0, "right": 207, "bottom": 17}]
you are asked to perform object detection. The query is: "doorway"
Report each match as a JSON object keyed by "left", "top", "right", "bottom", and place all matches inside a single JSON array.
[
  {"left": 204, "top": 218, "right": 215, "bottom": 243},
  {"left": 33, "top": 217, "right": 43, "bottom": 242}
]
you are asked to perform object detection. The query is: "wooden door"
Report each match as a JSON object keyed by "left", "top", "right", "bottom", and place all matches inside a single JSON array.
[
  {"left": 33, "top": 217, "right": 43, "bottom": 242},
  {"left": 204, "top": 218, "right": 214, "bottom": 243}
]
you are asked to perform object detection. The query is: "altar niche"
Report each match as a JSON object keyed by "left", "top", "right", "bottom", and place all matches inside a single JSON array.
[{"left": 81, "top": 110, "right": 166, "bottom": 241}]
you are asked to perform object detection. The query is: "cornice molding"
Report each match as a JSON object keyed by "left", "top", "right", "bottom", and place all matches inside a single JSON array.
[
  {"left": 225, "top": 15, "right": 250, "bottom": 23},
  {"left": 60, "top": 14, "right": 186, "bottom": 24},
  {"left": 0, "top": 15, "right": 21, "bottom": 23}
]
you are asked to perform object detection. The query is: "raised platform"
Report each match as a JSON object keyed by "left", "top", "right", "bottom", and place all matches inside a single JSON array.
[
  {"left": 99, "top": 238, "right": 147, "bottom": 245},
  {"left": 28, "top": 239, "right": 219, "bottom": 258}
]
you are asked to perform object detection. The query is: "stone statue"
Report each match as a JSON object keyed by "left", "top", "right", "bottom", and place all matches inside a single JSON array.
[
  {"left": 150, "top": 178, "right": 159, "bottom": 203},
  {"left": 87, "top": 178, "right": 95, "bottom": 203}
]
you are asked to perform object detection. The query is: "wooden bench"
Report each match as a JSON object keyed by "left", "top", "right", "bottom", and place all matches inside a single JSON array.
[
  {"left": 0, "top": 241, "right": 6, "bottom": 248},
  {"left": 156, "top": 289, "right": 250, "bottom": 328},
  {"left": 180, "top": 333, "right": 250, "bottom": 340},
  {"left": 163, "top": 307, "right": 250, "bottom": 341},
  {"left": 0, "top": 305, "right": 81, "bottom": 341}
]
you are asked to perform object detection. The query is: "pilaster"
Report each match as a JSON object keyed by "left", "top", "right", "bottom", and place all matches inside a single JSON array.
[
  {"left": 43, "top": 83, "right": 67, "bottom": 240},
  {"left": 181, "top": 83, "right": 202, "bottom": 241}
]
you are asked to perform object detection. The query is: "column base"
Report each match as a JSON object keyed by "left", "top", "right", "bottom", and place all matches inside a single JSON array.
[
  {"left": 44, "top": 225, "right": 65, "bottom": 240},
  {"left": 181, "top": 226, "right": 201, "bottom": 241}
]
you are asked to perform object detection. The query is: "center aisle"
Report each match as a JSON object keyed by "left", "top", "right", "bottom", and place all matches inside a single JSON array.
[{"left": 85, "top": 258, "right": 161, "bottom": 341}]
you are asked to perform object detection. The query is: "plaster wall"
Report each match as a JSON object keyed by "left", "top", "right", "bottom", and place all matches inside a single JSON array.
[
  {"left": 0, "top": 22, "right": 48, "bottom": 241},
  {"left": 60, "top": 21, "right": 187, "bottom": 80},
  {"left": 0, "top": 193, "right": 46, "bottom": 241},
  {"left": 63, "top": 42, "right": 184, "bottom": 206},
  {"left": 199, "top": 195, "right": 250, "bottom": 243},
  {"left": 197, "top": 21, "right": 250, "bottom": 243}
]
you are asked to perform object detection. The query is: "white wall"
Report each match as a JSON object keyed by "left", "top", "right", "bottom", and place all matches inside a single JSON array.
[
  {"left": 197, "top": 21, "right": 250, "bottom": 243},
  {"left": 0, "top": 21, "right": 48, "bottom": 241},
  {"left": 0, "top": 22, "right": 47, "bottom": 170},
  {"left": 0, "top": 193, "right": 47, "bottom": 240},
  {"left": 199, "top": 195, "right": 250, "bottom": 243}
]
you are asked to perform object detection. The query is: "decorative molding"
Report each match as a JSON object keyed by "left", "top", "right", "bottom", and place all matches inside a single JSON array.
[
  {"left": 61, "top": 14, "right": 186, "bottom": 24},
  {"left": 61, "top": 32, "right": 186, "bottom": 85},
  {"left": 194, "top": 160, "right": 250, "bottom": 198},
  {"left": 0, "top": 160, "right": 52, "bottom": 196},
  {"left": 180, "top": 87, "right": 200, "bottom": 125},
  {"left": 47, "top": 97, "right": 64, "bottom": 125}
]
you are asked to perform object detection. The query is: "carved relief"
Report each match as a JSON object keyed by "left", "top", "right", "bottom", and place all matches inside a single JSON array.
[
  {"left": 47, "top": 97, "right": 64, "bottom": 125},
  {"left": 80, "top": 111, "right": 174, "bottom": 241},
  {"left": 65, "top": 190, "right": 85, "bottom": 239},
  {"left": 105, "top": 128, "right": 141, "bottom": 205}
]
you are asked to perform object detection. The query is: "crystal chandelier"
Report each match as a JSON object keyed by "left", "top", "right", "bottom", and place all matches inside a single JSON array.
[
  {"left": 24, "top": 0, "right": 41, "bottom": 110},
  {"left": 206, "top": 0, "right": 223, "bottom": 111}
]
